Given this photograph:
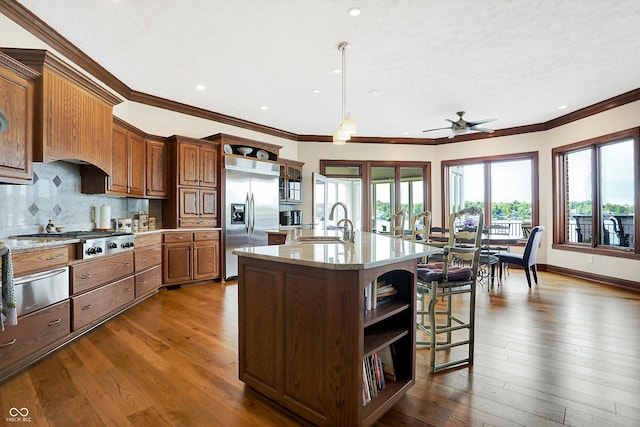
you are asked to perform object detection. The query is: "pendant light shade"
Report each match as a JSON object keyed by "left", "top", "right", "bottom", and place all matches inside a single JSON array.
[{"left": 333, "top": 42, "right": 356, "bottom": 145}]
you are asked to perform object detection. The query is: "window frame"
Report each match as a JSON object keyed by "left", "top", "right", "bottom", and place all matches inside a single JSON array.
[
  {"left": 441, "top": 151, "right": 539, "bottom": 233},
  {"left": 320, "top": 160, "right": 431, "bottom": 232},
  {"left": 552, "top": 128, "right": 639, "bottom": 258}
]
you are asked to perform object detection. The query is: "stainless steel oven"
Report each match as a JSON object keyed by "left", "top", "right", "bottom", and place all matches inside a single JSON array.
[{"left": 14, "top": 267, "right": 69, "bottom": 316}]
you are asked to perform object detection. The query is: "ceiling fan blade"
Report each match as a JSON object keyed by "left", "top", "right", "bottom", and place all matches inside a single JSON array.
[
  {"left": 467, "top": 118, "right": 496, "bottom": 126},
  {"left": 422, "top": 126, "right": 451, "bottom": 133},
  {"left": 470, "top": 126, "right": 494, "bottom": 133}
]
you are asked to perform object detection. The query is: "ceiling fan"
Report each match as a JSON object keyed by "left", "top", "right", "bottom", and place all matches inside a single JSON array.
[{"left": 423, "top": 111, "right": 496, "bottom": 138}]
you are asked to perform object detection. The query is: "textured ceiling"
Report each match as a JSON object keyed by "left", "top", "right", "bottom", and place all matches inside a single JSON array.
[{"left": 14, "top": 0, "right": 640, "bottom": 139}]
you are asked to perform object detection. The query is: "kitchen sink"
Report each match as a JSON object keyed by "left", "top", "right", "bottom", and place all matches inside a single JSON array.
[{"left": 295, "top": 235, "right": 345, "bottom": 244}]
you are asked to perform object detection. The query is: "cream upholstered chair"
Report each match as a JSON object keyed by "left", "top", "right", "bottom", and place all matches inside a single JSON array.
[{"left": 416, "top": 206, "right": 483, "bottom": 373}]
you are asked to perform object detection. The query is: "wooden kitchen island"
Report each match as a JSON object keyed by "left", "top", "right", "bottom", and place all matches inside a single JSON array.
[{"left": 234, "top": 231, "right": 433, "bottom": 426}]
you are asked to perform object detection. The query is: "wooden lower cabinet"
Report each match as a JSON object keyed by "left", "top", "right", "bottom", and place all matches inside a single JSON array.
[
  {"left": 135, "top": 265, "right": 162, "bottom": 298},
  {"left": 72, "top": 276, "right": 135, "bottom": 331},
  {"left": 70, "top": 251, "right": 134, "bottom": 294},
  {"left": 0, "top": 300, "right": 70, "bottom": 370},
  {"left": 163, "top": 230, "right": 220, "bottom": 285}
]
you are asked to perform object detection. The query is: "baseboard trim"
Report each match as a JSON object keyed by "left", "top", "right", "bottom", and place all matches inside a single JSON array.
[{"left": 542, "top": 264, "right": 640, "bottom": 291}]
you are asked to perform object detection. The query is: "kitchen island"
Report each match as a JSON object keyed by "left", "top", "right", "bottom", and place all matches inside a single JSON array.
[{"left": 234, "top": 231, "right": 432, "bottom": 427}]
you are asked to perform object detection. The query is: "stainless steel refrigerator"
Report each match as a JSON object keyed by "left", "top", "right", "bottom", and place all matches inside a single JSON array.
[{"left": 224, "top": 156, "right": 279, "bottom": 279}]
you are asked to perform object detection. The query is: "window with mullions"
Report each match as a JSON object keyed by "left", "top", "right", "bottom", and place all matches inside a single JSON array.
[
  {"left": 442, "top": 153, "right": 538, "bottom": 238},
  {"left": 553, "top": 129, "right": 638, "bottom": 255}
]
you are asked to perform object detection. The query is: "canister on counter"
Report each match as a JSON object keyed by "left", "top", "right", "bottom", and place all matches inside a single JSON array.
[
  {"left": 148, "top": 217, "right": 156, "bottom": 231},
  {"left": 136, "top": 213, "right": 149, "bottom": 231}
]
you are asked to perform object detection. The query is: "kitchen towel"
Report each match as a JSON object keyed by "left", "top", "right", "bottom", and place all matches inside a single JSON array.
[
  {"left": 99, "top": 205, "right": 111, "bottom": 229},
  {"left": 1, "top": 247, "right": 17, "bottom": 330}
]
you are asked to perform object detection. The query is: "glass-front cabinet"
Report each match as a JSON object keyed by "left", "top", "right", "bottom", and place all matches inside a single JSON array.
[{"left": 279, "top": 158, "right": 304, "bottom": 203}]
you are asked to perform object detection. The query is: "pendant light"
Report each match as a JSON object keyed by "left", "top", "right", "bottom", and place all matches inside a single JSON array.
[{"left": 333, "top": 42, "right": 356, "bottom": 145}]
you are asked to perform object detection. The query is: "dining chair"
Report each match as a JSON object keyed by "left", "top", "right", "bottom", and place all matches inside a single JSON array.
[
  {"left": 390, "top": 210, "right": 406, "bottom": 238},
  {"left": 407, "top": 211, "right": 431, "bottom": 242},
  {"left": 416, "top": 206, "right": 483, "bottom": 373},
  {"left": 498, "top": 225, "right": 544, "bottom": 288}
]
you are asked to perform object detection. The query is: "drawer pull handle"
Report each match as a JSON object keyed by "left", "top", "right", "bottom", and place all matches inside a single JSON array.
[
  {"left": 81, "top": 273, "right": 92, "bottom": 279},
  {"left": 45, "top": 255, "right": 60, "bottom": 261},
  {"left": 140, "top": 258, "right": 147, "bottom": 262},
  {"left": 175, "top": 236, "right": 184, "bottom": 240},
  {"left": 139, "top": 280, "right": 146, "bottom": 284},
  {"left": 82, "top": 304, "right": 93, "bottom": 310},
  {"left": 125, "top": 287, "right": 132, "bottom": 292},
  {"left": 0, "top": 339, "right": 17, "bottom": 347},
  {"left": 48, "top": 318, "right": 62, "bottom": 326},
  {"left": 123, "top": 263, "right": 130, "bottom": 267}
]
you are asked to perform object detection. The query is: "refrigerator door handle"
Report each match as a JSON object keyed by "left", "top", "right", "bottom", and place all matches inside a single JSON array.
[
  {"left": 245, "top": 192, "right": 250, "bottom": 234},
  {"left": 250, "top": 193, "right": 255, "bottom": 234}
]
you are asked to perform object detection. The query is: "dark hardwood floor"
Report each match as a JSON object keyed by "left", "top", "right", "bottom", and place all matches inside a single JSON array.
[{"left": 1, "top": 270, "right": 639, "bottom": 426}]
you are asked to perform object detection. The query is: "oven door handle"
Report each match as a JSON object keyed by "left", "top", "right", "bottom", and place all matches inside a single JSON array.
[{"left": 13, "top": 268, "right": 68, "bottom": 285}]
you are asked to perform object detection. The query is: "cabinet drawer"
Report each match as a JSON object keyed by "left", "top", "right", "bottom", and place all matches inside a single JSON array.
[
  {"left": 72, "top": 276, "right": 134, "bottom": 331},
  {"left": 163, "top": 232, "right": 193, "bottom": 243},
  {"left": 0, "top": 301, "right": 70, "bottom": 369},
  {"left": 71, "top": 252, "right": 134, "bottom": 294},
  {"left": 179, "top": 218, "right": 217, "bottom": 228},
  {"left": 194, "top": 230, "right": 220, "bottom": 241},
  {"left": 135, "top": 246, "right": 162, "bottom": 271},
  {"left": 12, "top": 246, "right": 71, "bottom": 277},
  {"left": 135, "top": 265, "right": 162, "bottom": 297},
  {"left": 268, "top": 234, "right": 287, "bottom": 245},
  {"left": 135, "top": 232, "right": 162, "bottom": 248}
]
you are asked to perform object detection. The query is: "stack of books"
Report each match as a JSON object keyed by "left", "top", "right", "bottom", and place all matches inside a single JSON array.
[
  {"left": 374, "top": 280, "right": 398, "bottom": 307},
  {"left": 362, "top": 345, "right": 397, "bottom": 405}
]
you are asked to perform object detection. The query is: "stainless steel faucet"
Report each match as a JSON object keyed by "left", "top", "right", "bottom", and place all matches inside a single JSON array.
[
  {"left": 328, "top": 202, "right": 348, "bottom": 221},
  {"left": 336, "top": 218, "right": 355, "bottom": 243}
]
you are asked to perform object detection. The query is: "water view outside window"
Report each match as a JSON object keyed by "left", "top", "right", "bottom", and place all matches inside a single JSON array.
[
  {"left": 561, "top": 137, "right": 635, "bottom": 248},
  {"left": 446, "top": 156, "right": 535, "bottom": 237}
]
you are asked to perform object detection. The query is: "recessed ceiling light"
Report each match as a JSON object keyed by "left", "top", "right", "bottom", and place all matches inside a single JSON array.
[
  {"left": 195, "top": 84, "right": 206, "bottom": 91},
  {"left": 333, "top": 68, "right": 342, "bottom": 74},
  {"left": 260, "top": 106, "right": 269, "bottom": 111},
  {"left": 558, "top": 105, "right": 568, "bottom": 109},
  {"left": 348, "top": 8, "right": 361, "bottom": 16},
  {"left": 312, "top": 89, "right": 320, "bottom": 94},
  {"left": 368, "top": 89, "right": 383, "bottom": 96}
]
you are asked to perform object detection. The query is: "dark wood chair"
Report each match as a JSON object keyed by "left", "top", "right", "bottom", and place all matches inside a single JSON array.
[{"left": 498, "top": 225, "right": 544, "bottom": 288}]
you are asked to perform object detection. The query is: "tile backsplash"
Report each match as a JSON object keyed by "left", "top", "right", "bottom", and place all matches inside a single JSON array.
[{"left": 0, "top": 161, "right": 149, "bottom": 238}]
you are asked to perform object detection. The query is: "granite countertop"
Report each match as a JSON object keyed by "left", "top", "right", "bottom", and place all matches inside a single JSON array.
[
  {"left": 0, "top": 227, "right": 222, "bottom": 251},
  {"left": 233, "top": 230, "right": 434, "bottom": 270}
]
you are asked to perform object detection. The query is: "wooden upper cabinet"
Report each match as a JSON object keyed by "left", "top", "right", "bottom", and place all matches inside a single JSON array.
[
  {"left": 0, "top": 48, "right": 121, "bottom": 175},
  {"left": 145, "top": 138, "right": 169, "bottom": 198},
  {"left": 0, "top": 52, "right": 38, "bottom": 184},
  {"left": 81, "top": 119, "right": 145, "bottom": 197},
  {"left": 178, "top": 142, "right": 217, "bottom": 188}
]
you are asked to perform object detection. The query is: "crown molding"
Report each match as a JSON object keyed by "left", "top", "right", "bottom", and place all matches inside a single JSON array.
[{"left": 2, "top": 0, "right": 640, "bottom": 145}]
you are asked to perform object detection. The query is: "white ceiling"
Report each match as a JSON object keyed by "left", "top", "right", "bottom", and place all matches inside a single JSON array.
[{"left": 15, "top": 0, "right": 640, "bottom": 139}]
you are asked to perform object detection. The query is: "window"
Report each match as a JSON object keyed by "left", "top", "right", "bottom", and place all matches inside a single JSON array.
[
  {"left": 442, "top": 152, "right": 538, "bottom": 238},
  {"left": 553, "top": 129, "right": 638, "bottom": 256}
]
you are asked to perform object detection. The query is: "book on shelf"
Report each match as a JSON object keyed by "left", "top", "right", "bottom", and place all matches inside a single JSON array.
[
  {"left": 378, "top": 345, "right": 397, "bottom": 381},
  {"left": 361, "top": 350, "right": 387, "bottom": 405}
]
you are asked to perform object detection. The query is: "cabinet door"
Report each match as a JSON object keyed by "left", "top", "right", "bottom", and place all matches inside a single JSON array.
[
  {"left": 193, "top": 240, "right": 220, "bottom": 280},
  {"left": 200, "top": 189, "right": 217, "bottom": 218},
  {"left": 287, "top": 165, "right": 302, "bottom": 202},
  {"left": 146, "top": 140, "right": 168, "bottom": 198},
  {"left": 178, "top": 187, "right": 200, "bottom": 218},
  {"left": 200, "top": 145, "right": 217, "bottom": 187},
  {"left": 0, "top": 64, "right": 34, "bottom": 184},
  {"left": 109, "top": 125, "right": 130, "bottom": 194},
  {"left": 128, "top": 132, "right": 145, "bottom": 197},
  {"left": 163, "top": 242, "right": 192, "bottom": 284},
  {"left": 179, "top": 143, "right": 200, "bottom": 186}
]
